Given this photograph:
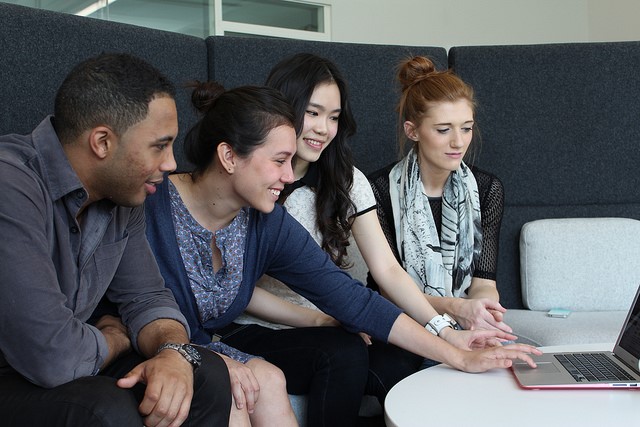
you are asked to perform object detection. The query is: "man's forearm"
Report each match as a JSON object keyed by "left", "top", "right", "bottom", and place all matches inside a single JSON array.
[
  {"left": 96, "top": 315, "right": 132, "bottom": 368},
  {"left": 137, "top": 318, "right": 190, "bottom": 358}
]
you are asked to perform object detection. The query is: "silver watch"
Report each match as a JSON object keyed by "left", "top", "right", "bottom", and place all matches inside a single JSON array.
[
  {"left": 425, "top": 313, "right": 458, "bottom": 336},
  {"left": 156, "top": 343, "right": 202, "bottom": 371}
]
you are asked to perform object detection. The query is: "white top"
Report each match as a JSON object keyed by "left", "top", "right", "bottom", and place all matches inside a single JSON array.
[
  {"left": 384, "top": 343, "right": 640, "bottom": 427},
  {"left": 235, "top": 166, "right": 375, "bottom": 329}
]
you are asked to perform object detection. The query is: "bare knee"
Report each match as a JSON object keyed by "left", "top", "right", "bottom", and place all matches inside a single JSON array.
[
  {"left": 244, "top": 359, "right": 297, "bottom": 426},
  {"left": 245, "top": 358, "right": 287, "bottom": 394}
]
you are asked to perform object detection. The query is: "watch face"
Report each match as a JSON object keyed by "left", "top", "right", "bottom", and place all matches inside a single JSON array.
[{"left": 183, "top": 345, "right": 202, "bottom": 363}]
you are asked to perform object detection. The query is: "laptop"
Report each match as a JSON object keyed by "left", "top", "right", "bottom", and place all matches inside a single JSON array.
[{"left": 511, "top": 284, "right": 640, "bottom": 389}]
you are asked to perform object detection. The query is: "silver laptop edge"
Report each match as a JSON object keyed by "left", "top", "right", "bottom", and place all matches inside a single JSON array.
[{"left": 512, "top": 283, "right": 640, "bottom": 389}]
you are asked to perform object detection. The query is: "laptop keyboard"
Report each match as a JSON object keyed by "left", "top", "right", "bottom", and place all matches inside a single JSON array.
[{"left": 555, "top": 353, "right": 635, "bottom": 382}]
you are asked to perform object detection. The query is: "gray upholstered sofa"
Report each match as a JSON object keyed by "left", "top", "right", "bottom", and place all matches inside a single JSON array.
[
  {"left": 503, "top": 217, "right": 640, "bottom": 346},
  {"left": 3, "top": 2, "right": 640, "bottom": 422}
]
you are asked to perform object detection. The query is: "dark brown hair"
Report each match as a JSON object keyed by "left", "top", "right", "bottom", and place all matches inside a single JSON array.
[{"left": 183, "top": 81, "right": 295, "bottom": 181}]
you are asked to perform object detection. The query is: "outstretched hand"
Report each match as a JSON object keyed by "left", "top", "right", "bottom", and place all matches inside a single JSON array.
[
  {"left": 117, "top": 350, "right": 194, "bottom": 427},
  {"left": 458, "top": 343, "right": 543, "bottom": 373},
  {"left": 441, "top": 327, "right": 517, "bottom": 351},
  {"left": 453, "top": 298, "right": 512, "bottom": 332}
]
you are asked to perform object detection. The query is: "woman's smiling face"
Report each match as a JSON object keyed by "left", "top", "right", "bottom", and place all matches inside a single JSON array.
[
  {"left": 294, "top": 82, "right": 341, "bottom": 174},
  {"left": 233, "top": 124, "right": 297, "bottom": 213}
]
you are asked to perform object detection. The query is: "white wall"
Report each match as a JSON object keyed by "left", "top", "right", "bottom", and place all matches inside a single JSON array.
[
  {"left": 328, "top": 0, "right": 639, "bottom": 49},
  {"left": 588, "top": 0, "right": 640, "bottom": 42}
]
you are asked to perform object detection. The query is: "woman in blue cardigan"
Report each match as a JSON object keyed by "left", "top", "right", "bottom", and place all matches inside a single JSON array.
[{"left": 145, "top": 82, "right": 541, "bottom": 427}]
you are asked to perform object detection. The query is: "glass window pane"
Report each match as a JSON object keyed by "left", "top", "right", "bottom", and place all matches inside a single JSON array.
[
  {"left": 222, "top": 0, "right": 323, "bottom": 33},
  {"left": 3, "top": 0, "right": 329, "bottom": 40},
  {"left": 84, "top": 0, "right": 211, "bottom": 38}
]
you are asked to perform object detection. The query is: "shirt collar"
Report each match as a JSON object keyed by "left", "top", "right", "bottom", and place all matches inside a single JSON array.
[
  {"left": 278, "top": 162, "right": 318, "bottom": 203},
  {"left": 286, "top": 161, "right": 319, "bottom": 193},
  {"left": 31, "top": 116, "right": 86, "bottom": 202}
]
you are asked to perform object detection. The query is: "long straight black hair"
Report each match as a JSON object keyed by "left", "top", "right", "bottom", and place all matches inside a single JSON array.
[{"left": 266, "top": 53, "right": 357, "bottom": 268}]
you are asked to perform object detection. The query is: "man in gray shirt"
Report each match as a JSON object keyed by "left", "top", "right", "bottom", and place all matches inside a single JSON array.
[{"left": 0, "top": 53, "right": 231, "bottom": 426}]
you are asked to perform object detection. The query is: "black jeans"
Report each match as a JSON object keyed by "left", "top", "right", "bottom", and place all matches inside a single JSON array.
[
  {"left": 365, "top": 338, "right": 423, "bottom": 405},
  {"left": 222, "top": 324, "right": 369, "bottom": 427},
  {"left": 0, "top": 348, "right": 231, "bottom": 427}
]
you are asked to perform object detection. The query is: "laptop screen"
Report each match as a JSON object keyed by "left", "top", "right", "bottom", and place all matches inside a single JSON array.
[{"left": 619, "top": 293, "right": 640, "bottom": 358}]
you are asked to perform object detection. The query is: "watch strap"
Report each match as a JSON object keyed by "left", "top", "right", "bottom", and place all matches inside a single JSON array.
[
  {"left": 425, "top": 314, "right": 457, "bottom": 336},
  {"left": 156, "top": 343, "right": 201, "bottom": 371}
]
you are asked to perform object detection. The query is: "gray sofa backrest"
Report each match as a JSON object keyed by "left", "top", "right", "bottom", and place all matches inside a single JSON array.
[
  {"left": 3, "top": 2, "right": 640, "bottom": 311},
  {"left": 0, "top": 2, "right": 207, "bottom": 168},
  {"left": 449, "top": 43, "right": 640, "bottom": 308}
]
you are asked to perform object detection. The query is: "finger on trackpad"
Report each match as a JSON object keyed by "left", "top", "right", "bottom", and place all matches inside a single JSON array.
[{"left": 514, "top": 362, "right": 560, "bottom": 373}]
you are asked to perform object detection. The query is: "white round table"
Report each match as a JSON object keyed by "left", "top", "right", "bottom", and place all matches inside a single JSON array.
[{"left": 384, "top": 343, "right": 640, "bottom": 427}]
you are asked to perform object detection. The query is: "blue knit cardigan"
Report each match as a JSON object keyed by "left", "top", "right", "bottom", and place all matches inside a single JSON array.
[{"left": 144, "top": 180, "right": 401, "bottom": 345}]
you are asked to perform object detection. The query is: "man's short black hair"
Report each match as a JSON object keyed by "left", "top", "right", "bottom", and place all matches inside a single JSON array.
[{"left": 53, "top": 52, "right": 176, "bottom": 143}]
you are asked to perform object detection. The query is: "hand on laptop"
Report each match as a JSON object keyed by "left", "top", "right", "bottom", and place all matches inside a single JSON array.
[{"left": 459, "top": 343, "right": 543, "bottom": 372}]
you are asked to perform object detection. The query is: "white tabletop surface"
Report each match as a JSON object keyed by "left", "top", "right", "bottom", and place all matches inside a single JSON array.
[{"left": 384, "top": 343, "right": 640, "bottom": 427}]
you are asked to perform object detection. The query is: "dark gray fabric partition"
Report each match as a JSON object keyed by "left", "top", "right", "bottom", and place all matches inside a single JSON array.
[
  {"left": 206, "top": 36, "right": 448, "bottom": 175},
  {"left": 449, "top": 42, "right": 640, "bottom": 308},
  {"left": 6, "top": 2, "right": 639, "bottom": 313},
  {"left": 0, "top": 3, "right": 207, "bottom": 169}
]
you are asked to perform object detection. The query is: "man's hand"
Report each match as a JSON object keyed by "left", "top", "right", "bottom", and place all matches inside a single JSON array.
[
  {"left": 117, "top": 348, "right": 194, "bottom": 427},
  {"left": 96, "top": 314, "right": 131, "bottom": 368}
]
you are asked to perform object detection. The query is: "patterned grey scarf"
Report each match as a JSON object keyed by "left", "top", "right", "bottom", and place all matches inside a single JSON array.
[{"left": 389, "top": 148, "right": 482, "bottom": 297}]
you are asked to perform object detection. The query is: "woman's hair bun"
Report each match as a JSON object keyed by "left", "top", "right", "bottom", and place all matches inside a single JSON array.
[
  {"left": 188, "top": 80, "right": 226, "bottom": 114},
  {"left": 397, "top": 56, "right": 437, "bottom": 92}
]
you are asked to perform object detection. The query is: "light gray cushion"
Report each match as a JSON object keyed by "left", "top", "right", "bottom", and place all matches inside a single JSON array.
[
  {"left": 519, "top": 218, "right": 640, "bottom": 311},
  {"left": 289, "top": 395, "right": 307, "bottom": 425}
]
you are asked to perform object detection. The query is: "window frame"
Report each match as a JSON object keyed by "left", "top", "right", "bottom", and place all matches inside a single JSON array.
[{"left": 211, "top": 0, "right": 331, "bottom": 41}]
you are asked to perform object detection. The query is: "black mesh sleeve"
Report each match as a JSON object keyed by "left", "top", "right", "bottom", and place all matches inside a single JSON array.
[
  {"left": 366, "top": 162, "right": 400, "bottom": 292},
  {"left": 471, "top": 167, "right": 504, "bottom": 281}
]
